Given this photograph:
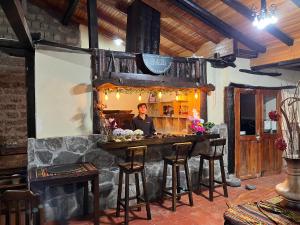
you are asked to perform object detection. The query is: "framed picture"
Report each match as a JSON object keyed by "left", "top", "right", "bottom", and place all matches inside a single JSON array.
[{"left": 148, "top": 92, "right": 157, "bottom": 103}]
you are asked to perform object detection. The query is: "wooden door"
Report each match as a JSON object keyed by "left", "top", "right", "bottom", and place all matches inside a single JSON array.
[
  {"left": 235, "top": 88, "right": 262, "bottom": 179},
  {"left": 261, "top": 90, "right": 283, "bottom": 176}
]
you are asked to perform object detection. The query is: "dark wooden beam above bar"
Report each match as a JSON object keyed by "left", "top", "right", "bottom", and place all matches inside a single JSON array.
[
  {"left": 62, "top": 0, "right": 79, "bottom": 25},
  {"left": 94, "top": 72, "right": 215, "bottom": 90},
  {"left": 222, "top": 0, "right": 294, "bottom": 46},
  {"left": 171, "top": 0, "right": 266, "bottom": 53},
  {"left": 98, "top": 0, "right": 197, "bottom": 52},
  {"left": 292, "top": 0, "right": 300, "bottom": 7},
  {"left": 86, "top": 0, "right": 99, "bottom": 48},
  {"left": 142, "top": 0, "right": 220, "bottom": 44},
  {"left": 239, "top": 69, "right": 282, "bottom": 77},
  {"left": 0, "top": 0, "right": 33, "bottom": 49}
]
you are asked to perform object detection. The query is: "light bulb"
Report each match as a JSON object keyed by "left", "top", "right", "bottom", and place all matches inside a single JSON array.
[
  {"left": 252, "top": 17, "right": 259, "bottom": 27},
  {"left": 271, "top": 15, "right": 278, "bottom": 24},
  {"left": 138, "top": 94, "right": 142, "bottom": 101},
  {"left": 158, "top": 92, "right": 162, "bottom": 99},
  {"left": 113, "top": 38, "right": 123, "bottom": 46},
  {"left": 194, "top": 92, "right": 198, "bottom": 100},
  {"left": 105, "top": 92, "right": 108, "bottom": 101},
  {"left": 175, "top": 94, "right": 179, "bottom": 101},
  {"left": 116, "top": 91, "right": 120, "bottom": 100}
]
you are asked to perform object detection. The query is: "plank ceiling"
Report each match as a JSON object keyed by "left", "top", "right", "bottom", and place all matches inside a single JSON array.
[{"left": 29, "top": 0, "right": 300, "bottom": 60}]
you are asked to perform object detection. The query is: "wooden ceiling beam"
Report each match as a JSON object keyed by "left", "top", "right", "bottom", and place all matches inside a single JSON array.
[
  {"left": 222, "top": 0, "right": 293, "bottom": 46},
  {"left": 171, "top": 0, "right": 266, "bottom": 53},
  {"left": 250, "top": 38, "right": 300, "bottom": 69},
  {"left": 291, "top": 0, "right": 300, "bottom": 7},
  {"left": 0, "top": 0, "right": 33, "bottom": 49},
  {"left": 141, "top": 0, "right": 220, "bottom": 44},
  {"left": 62, "top": 0, "right": 80, "bottom": 25}
]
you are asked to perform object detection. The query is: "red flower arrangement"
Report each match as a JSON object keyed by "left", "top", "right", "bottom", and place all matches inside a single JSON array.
[
  {"left": 275, "top": 137, "right": 287, "bottom": 152},
  {"left": 268, "top": 110, "right": 280, "bottom": 121}
]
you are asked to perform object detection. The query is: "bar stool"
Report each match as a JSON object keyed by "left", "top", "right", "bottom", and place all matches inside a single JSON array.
[
  {"left": 161, "top": 142, "right": 193, "bottom": 212},
  {"left": 116, "top": 146, "right": 151, "bottom": 225},
  {"left": 198, "top": 138, "right": 228, "bottom": 201}
]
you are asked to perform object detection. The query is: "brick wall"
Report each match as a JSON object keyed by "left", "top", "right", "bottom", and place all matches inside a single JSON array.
[
  {"left": 0, "top": 1, "right": 80, "bottom": 46},
  {"left": 0, "top": 1, "right": 81, "bottom": 162},
  {"left": 0, "top": 52, "right": 27, "bottom": 148}
]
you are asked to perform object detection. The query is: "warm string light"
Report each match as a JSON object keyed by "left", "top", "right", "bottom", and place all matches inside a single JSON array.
[
  {"left": 194, "top": 90, "right": 198, "bottom": 100},
  {"left": 116, "top": 91, "right": 120, "bottom": 100},
  {"left": 138, "top": 94, "right": 142, "bottom": 101},
  {"left": 104, "top": 91, "right": 108, "bottom": 101},
  {"left": 175, "top": 92, "right": 179, "bottom": 101},
  {"left": 158, "top": 91, "right": 162, "bottom": 99}
]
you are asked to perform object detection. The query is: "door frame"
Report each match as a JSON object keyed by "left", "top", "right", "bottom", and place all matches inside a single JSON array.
[{"left": 234, "top": 88, "right": 262, "bottom": 179}]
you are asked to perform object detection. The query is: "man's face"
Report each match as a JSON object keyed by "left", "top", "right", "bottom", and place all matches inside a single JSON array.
[{"left": 138, "top": 105, "right": 147, "bottom": 114}]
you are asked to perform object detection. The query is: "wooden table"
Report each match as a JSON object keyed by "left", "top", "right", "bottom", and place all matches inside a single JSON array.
[{"left": 28, "top": 163, "right": 100, "bottom": 225}]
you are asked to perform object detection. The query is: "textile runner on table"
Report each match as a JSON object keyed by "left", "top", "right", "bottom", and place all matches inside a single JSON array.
[{"left": 224, "top": 196, "right": 300, "bottom": 225}]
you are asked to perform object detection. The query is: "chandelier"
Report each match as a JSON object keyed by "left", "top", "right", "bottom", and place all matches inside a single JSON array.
[{"left": 252, "top": 0, "right": 278, "bottom": 30}]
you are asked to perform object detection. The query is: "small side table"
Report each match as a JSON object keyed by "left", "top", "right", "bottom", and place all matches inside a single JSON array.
[{"left": 28, "top": 163, "right": 99, "bottom": 225}]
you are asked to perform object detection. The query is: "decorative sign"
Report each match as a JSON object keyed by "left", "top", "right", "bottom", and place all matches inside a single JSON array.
[{"left": 137, "top": 53, "right": 173, "bottom": 75}]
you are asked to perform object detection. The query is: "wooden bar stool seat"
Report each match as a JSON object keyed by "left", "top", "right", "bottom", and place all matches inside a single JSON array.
[
  {"left": 198, "top": 138, "right": 228, "bottom": 201},
  {"left": 116, "top": 146, "right": 151, "bottom": 225},
  {"left": 161, "top": 142, "right": 193, "bottom": 212}
]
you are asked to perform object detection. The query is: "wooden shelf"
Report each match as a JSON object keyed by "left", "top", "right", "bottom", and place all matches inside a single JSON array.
[
  {"left": 148, "top": 100, "right": 189, "bottom": 104},
  {"left": 149, "top": 115, "right": 189, "bottom": 119}
]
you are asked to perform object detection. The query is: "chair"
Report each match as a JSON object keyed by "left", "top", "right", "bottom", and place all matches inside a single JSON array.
[
  {"left": 0, "top": 190, "right": 43, "bottom": 225},
  {"left": 116, "top": 146, "right": 151, "bottom": 225},
  {"left": 161, "top": 142, "right": 193, "bottom": 212},
  {"left": 198, "top": 138, "right": 228, "bottom": 201}
]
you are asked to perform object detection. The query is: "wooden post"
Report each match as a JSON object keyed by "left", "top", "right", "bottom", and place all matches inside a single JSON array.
[
  {"left": 126, "top": 0, "right": 160, "bottom": 54},
  {"left": 87, "top": 0, "right": 99, "bottom": 49},
  {"left": 86, "top": 0, "right": 99, "bottom": 133},
  {"left": 25, "top": 51, "right": 36, "bottom": 138}
]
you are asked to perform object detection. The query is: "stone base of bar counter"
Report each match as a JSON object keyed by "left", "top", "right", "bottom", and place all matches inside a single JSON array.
[{"left": 27, "top": 124, "right": 229, "bottom": 221}]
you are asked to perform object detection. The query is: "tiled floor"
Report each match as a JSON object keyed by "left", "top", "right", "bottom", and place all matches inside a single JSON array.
[{"left": 47, "top": 173, "right": 285, "bottom": 225}]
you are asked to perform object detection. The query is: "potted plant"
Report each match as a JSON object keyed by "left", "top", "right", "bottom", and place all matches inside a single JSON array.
[{"left": 273, "top": 81, "right": 300, "bottom": 208}]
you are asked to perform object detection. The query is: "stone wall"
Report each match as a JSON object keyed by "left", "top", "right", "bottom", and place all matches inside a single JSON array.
[
  {"left": 27, "top": 124, "right": 229, "bottom": 222},
  {"left": 0, "top": 2, "right": 80, "bottom": 46},
  {"left": 0, "top": 52, "right": 27, "bottom": 148}
]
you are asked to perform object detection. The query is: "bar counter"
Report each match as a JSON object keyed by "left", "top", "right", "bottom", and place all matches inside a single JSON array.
[
  {"left": 98, "top": 133, "right": 220, "bottom": 150},
  {"left": 27, "top": 125, "right": 228, "bottom": 221}
]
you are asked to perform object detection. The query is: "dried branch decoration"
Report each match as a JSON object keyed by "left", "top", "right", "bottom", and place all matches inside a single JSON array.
[{"left": 280, "top": 80, "right": 300, "bottom": 158}]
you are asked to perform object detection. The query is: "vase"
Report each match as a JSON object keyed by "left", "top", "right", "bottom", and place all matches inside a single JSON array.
[{"left": 275, "top": 157, "right": 300, "bottom": 209}]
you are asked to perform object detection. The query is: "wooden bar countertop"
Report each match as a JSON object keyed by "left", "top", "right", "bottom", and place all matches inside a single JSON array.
[{"left": 98, "top": 133, "right": 220, "bottom": 150}]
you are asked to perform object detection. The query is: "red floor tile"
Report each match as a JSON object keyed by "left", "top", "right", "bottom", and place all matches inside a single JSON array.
[{"left": 45, "top": 173, "right": 285, "bottom": 225}]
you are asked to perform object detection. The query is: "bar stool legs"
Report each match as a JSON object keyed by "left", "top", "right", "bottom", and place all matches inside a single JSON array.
[
  {"left": 198, "top": 155, "right": 228, "bottom": 201},
  {"left": 161, "top": 161, "right": 167, "bottom": 202},
  {"left": 198, "top": 158, "right": 204, "bottom": 192},
  {"left": 116, "top": 170, "right": 123, "bottom": 217},
  {"left": 141, "top": 170, "right": 151, "bottom": 220},
  {"left": 209, "top": 159, "right": 214, "bottom": 201},
  {"left": 220, "top": 158, "right": 228, "bottom": 198},
  {"left": 185, "top": 161, "right": 193, "bottom": 206},
  {"left": 162, "top": 161, "right": 193, "bottom": 212},
  {"left": 135, "top": 173, "right": 141, "bottom": 211},
  {"left": 116, "top": 169, "right": 151, "bottom": 225},
  {"left": 171, "top": 164, "right": 177, "bottom": 212}
]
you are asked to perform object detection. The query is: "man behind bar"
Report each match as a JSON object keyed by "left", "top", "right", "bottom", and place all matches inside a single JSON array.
[{"left": 132, "top": 103, "right": 156, "bottom": 136}]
